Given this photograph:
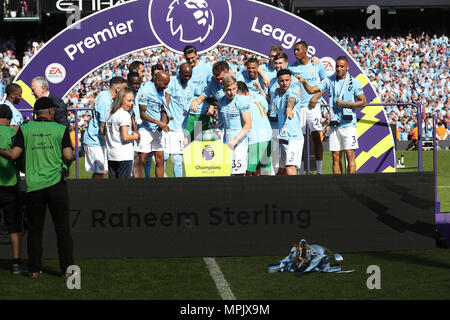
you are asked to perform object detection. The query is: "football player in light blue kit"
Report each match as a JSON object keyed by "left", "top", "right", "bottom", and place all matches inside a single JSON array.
[
  {"left": 135, "top": 71, "right": 170, "bottom": 178},
  {"left": 289, "top": 41, "right": 328, "bottom": 175},
  {"left": 190, "top": 61, "right": 230, "bottom": 141},
  {"left": 298, "top": 56, "right": 367, "bottom": 174},
  {"left": 236, "top": 58, "right": 268, "bottom": 98},
  {"left": 272, "top": 69, "right": 303, "bottom": 176},
  {"left": 3, "top": 83, "right": 23, "bottom": 130},
  {"left": 217, "top": 75, "right": 252, "bottom": 176},
  {"left": 164, "top": 63, "right": 194, "bottom": 177},
  {"left": 260, "top": 45, "right": 284, "bottom": 85},
  {"left": 83, "top": 76, "right": 127, "bottom": 179},
  {"left": 183, "top": 46, "right": 213, "bottom": 141},
  {"left": 237, "top": 81, "right": 272, "bottom": 176}
]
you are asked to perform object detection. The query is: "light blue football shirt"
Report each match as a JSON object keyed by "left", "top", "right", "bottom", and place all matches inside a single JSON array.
[
  {"left": 4, "top": 100, "right": 23, "bottom": 127},
  {"left": 288, "top": 60, "right": 327, "bottom": 106},
  {"left": 272, "top": 86, "right": 303, "bottom": 141},
  {"left": 260, "top": 63, "right": 277, "bottom": 82},
  {"left": 83, "top": 90, "right": 112, "bottom": 146},
  {"left": 247, "top": 93, "right": 272, "bottom": 145},
  {"left": 166, "top": 75, "right": 194, "bottom": 131},
  {"left": 318, "top": 73, "right": 364, "bottom": 129},
  {"left": 138, "top": 81, "right": 167, "bottom": 132},
  {"left": 236, "top": 70, "right": 266, "bottom": 95},
  {"left": 218, "top": 94, "right": 251, "bottom": 144},
  {"left": 190, "top": 60, "right": 213, "bottom": 115}
]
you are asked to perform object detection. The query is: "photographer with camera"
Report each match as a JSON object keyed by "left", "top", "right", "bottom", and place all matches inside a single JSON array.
[{"left": 297, "top": 56, "right": 367, "bottom": 174}]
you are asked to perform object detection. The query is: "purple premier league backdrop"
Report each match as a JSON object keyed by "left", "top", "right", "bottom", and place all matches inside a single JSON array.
[{"left": 14, "top": 0, "right": 395, "bottom": 173}]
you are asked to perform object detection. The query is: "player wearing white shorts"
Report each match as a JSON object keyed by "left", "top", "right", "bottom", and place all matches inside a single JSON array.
[
  {"left": 164, "top": 63, "right": 195, "bottom": 177},
  {"left": 298, "top": 56, "right": 367, "bottom": 174},
  {"left": 135, "top": 72, "right": 171, "bottom": 178},
  {"left": 267, "top": 52, "right": 301, "bottom": 175},
  {"left": 218, "top": 75, "right": 252, "bottom": 176},
  {"left": 289, "top": 41, "right": 328, "bottom": 174},
  {"left": 272, "top": 69, "right": 304, "bottom": 175},
  {"left": 83, "top": 77, "right": 127, "bottom": 178}
]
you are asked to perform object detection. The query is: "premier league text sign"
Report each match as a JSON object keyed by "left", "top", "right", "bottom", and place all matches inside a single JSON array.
[
  {"left": 0, "top": 173, "right": 435, "bottom": 259},
  {"left": 15, "top": 0, "right": 395, "bottom": 173}
]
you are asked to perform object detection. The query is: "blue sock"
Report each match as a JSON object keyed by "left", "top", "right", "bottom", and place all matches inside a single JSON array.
[
  {"left": 172, "top": 154, "right": 183, "bottom": 177},
  {"left": 144, "top": 154, "right": 152, "bottom": 178}
]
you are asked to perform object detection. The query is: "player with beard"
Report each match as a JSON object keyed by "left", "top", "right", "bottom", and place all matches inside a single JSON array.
[
  {"left": 183, "top": 46, "right": 213, "bottom": 141},
  {"left": 135, "top": 72, "right": 170, "bottom": 178},
  {"left": 298, "top": 56, "right": 367, "bottom": 174},
  {"left": 164, "top": 63, "right": 194, "bottom": 177},
  {"left": 272, "top": 69, "right": 303, "bottom": 176},
  {"left": 260, "top": 45, "right": 283, "bottom": 86},
  {"left": 3, "top": 83, "right": 24, "bottom": 130},
  {"left": 236, "top": 58, "right": 267, "bottom": 98}
]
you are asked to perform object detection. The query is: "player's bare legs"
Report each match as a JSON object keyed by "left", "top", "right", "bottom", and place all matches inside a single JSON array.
[
  {"left": 345, "top": 149, "right": 356, "bottom": 174},
  {"left": 332, "top": 151, "right": 343, "bottom": 174},
  {"left": 154, "top": 151, "right": 165, "bottom": 178}
]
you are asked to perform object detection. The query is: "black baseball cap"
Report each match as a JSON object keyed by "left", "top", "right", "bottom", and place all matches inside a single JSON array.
[
  {"left": 0, "top": 104, "right": 13, "bottom": 120},
  {"left": 34, "top": 97, "right": 55, "bottom": 111}
]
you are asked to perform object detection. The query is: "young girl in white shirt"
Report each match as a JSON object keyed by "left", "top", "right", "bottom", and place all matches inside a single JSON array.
[{"left": 106, "top": 88, "right": 140, "bottom": 178}]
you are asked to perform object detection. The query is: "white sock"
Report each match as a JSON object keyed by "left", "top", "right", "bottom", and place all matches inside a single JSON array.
[{"left": 316, "top": 160, "right": 323, "bottom": 174}]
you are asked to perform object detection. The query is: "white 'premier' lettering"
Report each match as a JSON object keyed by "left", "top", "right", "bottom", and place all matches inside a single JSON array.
[{"left": 64, "top": 19, "right": 134, "bottom": 61}]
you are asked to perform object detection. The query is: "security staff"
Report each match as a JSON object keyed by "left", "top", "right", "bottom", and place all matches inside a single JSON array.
[
  {"left": 0, "top": 97, "right": 74, "bottom": 278},
  {"left": 0, "top": 104, "right": 26, "bottom": 274}
]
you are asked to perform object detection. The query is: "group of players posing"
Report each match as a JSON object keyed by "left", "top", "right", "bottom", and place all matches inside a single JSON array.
[{"left": 82, "top": 42, "right": 367, "bottom": 178}]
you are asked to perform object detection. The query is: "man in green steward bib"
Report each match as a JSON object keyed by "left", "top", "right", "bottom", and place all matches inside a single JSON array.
[
  {"left": 0, "top": 104, "right": 26, "bottom": 274},
  {"left": 0, "top": 97, "right": 75, "bottom": 279}
]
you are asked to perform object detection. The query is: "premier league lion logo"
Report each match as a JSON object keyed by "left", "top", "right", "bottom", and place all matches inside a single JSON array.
[
  {"left": 202, "top": 144, "right": 215, "bottom": 161},
  {"left": 167, "top": 0, "right": 215, "bottom": 43}
]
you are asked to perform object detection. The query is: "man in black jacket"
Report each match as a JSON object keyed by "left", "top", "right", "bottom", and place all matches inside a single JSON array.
[{"left": 31, "top": 76, "right": 69, "bottom": 127}]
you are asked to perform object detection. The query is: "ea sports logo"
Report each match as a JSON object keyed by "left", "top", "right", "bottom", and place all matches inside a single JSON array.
[
  {"left": 45, "top": 63, "right": 66, "bottom": 84},
  {"left": 319, "top": 57, "right": 336, "bottom": 77},
  {"left": 149, "top": 0, "right": 232, "bottom": 53}
]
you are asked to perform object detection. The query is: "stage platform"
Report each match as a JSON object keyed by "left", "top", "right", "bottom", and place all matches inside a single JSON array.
[{"left": 0, "top": 172, "right": 437, "bottom": 259}]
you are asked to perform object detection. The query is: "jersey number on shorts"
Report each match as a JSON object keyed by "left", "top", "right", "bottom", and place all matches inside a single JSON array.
[{"left": 232, "top": 159, "right": 243, "bottom": 169}]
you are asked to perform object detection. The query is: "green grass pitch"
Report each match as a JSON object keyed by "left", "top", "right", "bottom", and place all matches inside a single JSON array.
[{"left": 0, "top": 150, "right": 449, "bottom": 300}]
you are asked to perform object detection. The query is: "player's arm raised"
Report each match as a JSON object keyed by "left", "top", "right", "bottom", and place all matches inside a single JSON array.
[{"left": 295, "top": 75, "right": 321, "bottom": 95}]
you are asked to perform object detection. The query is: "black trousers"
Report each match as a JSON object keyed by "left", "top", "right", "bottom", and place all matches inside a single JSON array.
[
  {"left": 26, "top": 181, "right": 74, "bottom": 274},
  {"left": 108, "top": 160, "right": 133, "bottom": 178}
]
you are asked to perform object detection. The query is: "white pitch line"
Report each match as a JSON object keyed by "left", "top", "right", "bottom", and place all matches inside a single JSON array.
[
  {"left": 203, "top": 257, "right": 236, "bottom": 300},
  {"left": 437, "top": 186, "right": 450, "bottom": 188}
]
